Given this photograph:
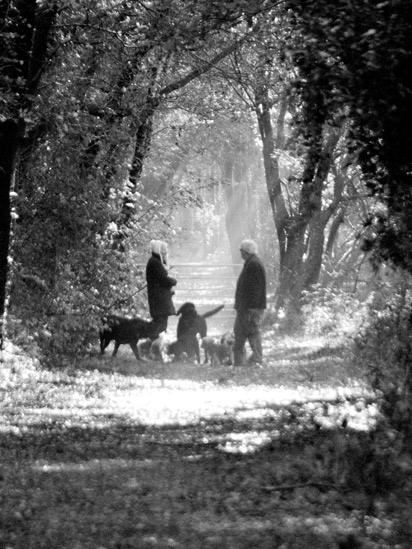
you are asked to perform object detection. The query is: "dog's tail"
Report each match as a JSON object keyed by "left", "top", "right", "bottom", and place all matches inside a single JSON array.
[{"left": 201, "top": 304, "right": 224, "bottom": 319}]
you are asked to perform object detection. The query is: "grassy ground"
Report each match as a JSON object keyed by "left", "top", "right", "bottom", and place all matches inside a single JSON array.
[{"left": 0, "top": 333, "right": 411, "bottom": 548}]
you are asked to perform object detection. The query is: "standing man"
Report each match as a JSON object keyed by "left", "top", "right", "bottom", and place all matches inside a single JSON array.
[
  {"left": 233, "top": 239, "right": 266, "bottom": 366},
  {"left": 146, "top": 240, "right": 177, "bottom": 335}
]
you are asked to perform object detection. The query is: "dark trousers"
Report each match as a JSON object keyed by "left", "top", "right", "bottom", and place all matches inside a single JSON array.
[
  {"left": 151, "top": 315, "right": 168, "bottom": 336},
  {"left": 233, "top": 308, "right": 264, "bottom": 366}
]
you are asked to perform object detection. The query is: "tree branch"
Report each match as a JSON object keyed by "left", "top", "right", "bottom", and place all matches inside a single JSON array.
[{"left": 158, "top": 36, "right": 249, "bottom": 97}]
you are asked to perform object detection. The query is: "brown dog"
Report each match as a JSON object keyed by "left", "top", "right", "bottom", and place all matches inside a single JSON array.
[{"left": 202, "top": 332, "right": 234, "bottom": 366}]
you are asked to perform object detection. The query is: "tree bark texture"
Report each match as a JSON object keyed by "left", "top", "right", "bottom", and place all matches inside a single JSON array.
[
  {"left": 0, "top": 121, "right": 21, "bottom": 347},
  {"left": 255, "top": 88, "right": 289, "bottom": 267},
  {"left": 0, "top": 1, "right": 56, "bottom": 347},
  {"left": 255, "top": 81, "right": 344, "bottom": 316}
]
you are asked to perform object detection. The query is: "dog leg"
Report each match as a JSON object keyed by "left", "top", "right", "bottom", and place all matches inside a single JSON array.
[
  {"left": 100, "top": 336, "right": 110, "bottom": 354},
  {"left": 130, "top": 342, "right": 140, "bottom": 361},
  {"left": 112, "top": 341, "right": 120, "bottom": 357}
]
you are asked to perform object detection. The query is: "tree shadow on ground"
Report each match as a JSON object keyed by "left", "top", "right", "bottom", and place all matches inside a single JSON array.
[
  {"left": 1, "top": 335, "right": 409, "bottom": 548},
  {"left": 1, "top": 402, "right": 409, "bottom": 549}
]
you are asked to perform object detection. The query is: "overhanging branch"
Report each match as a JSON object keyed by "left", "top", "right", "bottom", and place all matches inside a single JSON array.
[{"left": 158, "top": 35, "right": 249, "bottom": 97}]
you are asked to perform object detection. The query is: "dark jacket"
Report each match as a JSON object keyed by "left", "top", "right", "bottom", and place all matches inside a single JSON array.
[
  {"left": 235, "top": 254, "right": 266, "bottom": 311},
  {"left": 146, "top": 253, "right": 177, "bottom": 317}
]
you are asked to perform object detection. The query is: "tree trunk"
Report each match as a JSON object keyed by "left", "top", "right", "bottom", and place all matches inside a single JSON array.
[
  {"left": 0, "top": 2, "right": 56, "bottom": 348},
  {"left": 255, "top": 78, "right": 344, "bottom": 320},
  {"left": 325, "top": 208, "right": 345, "bottom": 256},
  {"left": 302, "top": 128, "right": 342, "bottom": 290},
  {"left": 255, "top": 86, "right": 307, "bottom": 313},
  {"left": 279, "top": 124, "right": 341, "bottom": 313},
  {"left": 0, "top": 121, "right": 22, "bottom": 347},
  {"left": 255, "top": 89, "right": 289, "bottom": 267},
  {"left": 112, "top": 101, "right": 157, "bottom": 251}
]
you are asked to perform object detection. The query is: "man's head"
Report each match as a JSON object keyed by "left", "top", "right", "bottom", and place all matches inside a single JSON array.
[{"left": 239, "top": 239, "right": 258, "bottom": 260}]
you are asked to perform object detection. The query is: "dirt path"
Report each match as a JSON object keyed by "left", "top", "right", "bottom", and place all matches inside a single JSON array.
[{"left": 0, "top": 335, "right": 409, "bottom": 549}]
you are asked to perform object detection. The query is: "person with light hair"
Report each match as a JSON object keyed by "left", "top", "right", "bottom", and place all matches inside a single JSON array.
[
  {"left": 233, "top": 239, "right": 267, "bottom": 366},
  {"left": 146, "top": 240, "right": 177, "bottom": 334}
]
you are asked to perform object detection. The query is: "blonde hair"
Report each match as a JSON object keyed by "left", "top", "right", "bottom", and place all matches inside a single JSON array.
[
  {"left": 150, "top": 239, "right": 169, "bottom": 266},
  {"left": 160, "top": 241, "right": 169, "bottom": 267},
  {"left": 150, "top": 240, "right": 163, "bottom": 255}
]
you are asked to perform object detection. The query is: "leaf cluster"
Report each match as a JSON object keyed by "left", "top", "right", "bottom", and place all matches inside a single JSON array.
[{"left": 284, "top": 0, "right": 412, "bottom": 272}]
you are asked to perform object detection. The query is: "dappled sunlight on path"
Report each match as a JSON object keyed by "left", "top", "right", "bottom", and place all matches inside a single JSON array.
[
  {"left": 68, "top": 333, "right": 372, "bottom": 430},
  {"left": 2, "top": 336, "right": 405, "bottom": 549},
  {"left": 1, "top": 333, "right": 375, "bottom": 434},
  {"left": 101, "top": 375, "right": 374, "bottom": 428},
  {"left": 0, "top": 332, "right": 378, "bottom": 470},
  {"left": 0, "top": 335, "right": 378, "bottom": 463}
]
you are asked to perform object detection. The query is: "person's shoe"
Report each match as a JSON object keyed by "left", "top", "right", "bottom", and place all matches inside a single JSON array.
[{"left": 247, "top": 356, "right": 264, "bottom": 367}]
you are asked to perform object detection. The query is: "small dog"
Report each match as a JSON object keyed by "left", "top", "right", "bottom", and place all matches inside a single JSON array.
[
  {"left": 169, "top": 302, "right": 224, "bottom": 363},
  {"left": 138, "top": 333, "right": 170, "bottom": 363},
  {"left": 99, "top": 315, "right": 160, "bottom": 361},
  {"left": 202, "top": 332, "right": 234, "bottom": 366}
]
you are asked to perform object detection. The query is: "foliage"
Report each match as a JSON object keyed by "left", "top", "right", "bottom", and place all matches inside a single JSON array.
[
  {"left": 354, "top": 287, "right": 412, "bottom": 446},
  {"left": 211, "top": 11, "right": 371, "bottom": 317},
  {"left": 301, "top": 286, "right": 366, "bottom": 339},
  {"left": 1, "top": 0, "right": 267, "bottom": 359},
  {"left": 284, "top": 0, "right": 412, "bottom": 274},
  {"left": 10, "top": 199, "right": 149, "bottom": 363},
  {"left": 2, "top": 0, "right": 410, "bottom": 365}
]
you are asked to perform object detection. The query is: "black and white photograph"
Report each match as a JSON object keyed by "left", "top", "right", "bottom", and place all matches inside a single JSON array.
[{"left": 0, "top": 1, "right": 411, "bottom": 547}]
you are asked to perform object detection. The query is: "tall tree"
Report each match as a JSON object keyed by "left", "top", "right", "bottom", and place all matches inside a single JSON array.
[
  {"left": 1, "top": 0, "right": 277, "bottom": 351},
  {"left": 0, "top": 0, "right": 56, "bottom": 347},
  {"left": 215, "top": 15, "right": 349, "bottom": 316},
  {"left": 285, "top": 0, "right": 412, "bottom": 274}
]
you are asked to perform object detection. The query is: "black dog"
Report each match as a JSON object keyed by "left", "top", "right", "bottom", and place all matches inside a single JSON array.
[
  {"left": 169, "top": 303, "right": 224, "bottom": 362},
  {"left": 99, "top": 315, "right": 160, "bottom": 361}
]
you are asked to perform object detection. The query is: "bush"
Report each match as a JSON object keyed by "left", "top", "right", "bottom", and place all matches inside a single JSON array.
[
  {"left": 354, "top": 291, "right": 412, "bottom": 446},
  {"left": 301, "top": 286, "right": 366, "bottom": 338},
  {"left": 8, "top": 245, "right": 149, "bottom": 366}
]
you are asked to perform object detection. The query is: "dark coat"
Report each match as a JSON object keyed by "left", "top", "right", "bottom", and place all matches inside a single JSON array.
[
  {"left": 146, "top": 253, "right": 177, "bottom": 317},
  {"left": 234, "top": 254, "right": 266, "bottom": 311}
]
